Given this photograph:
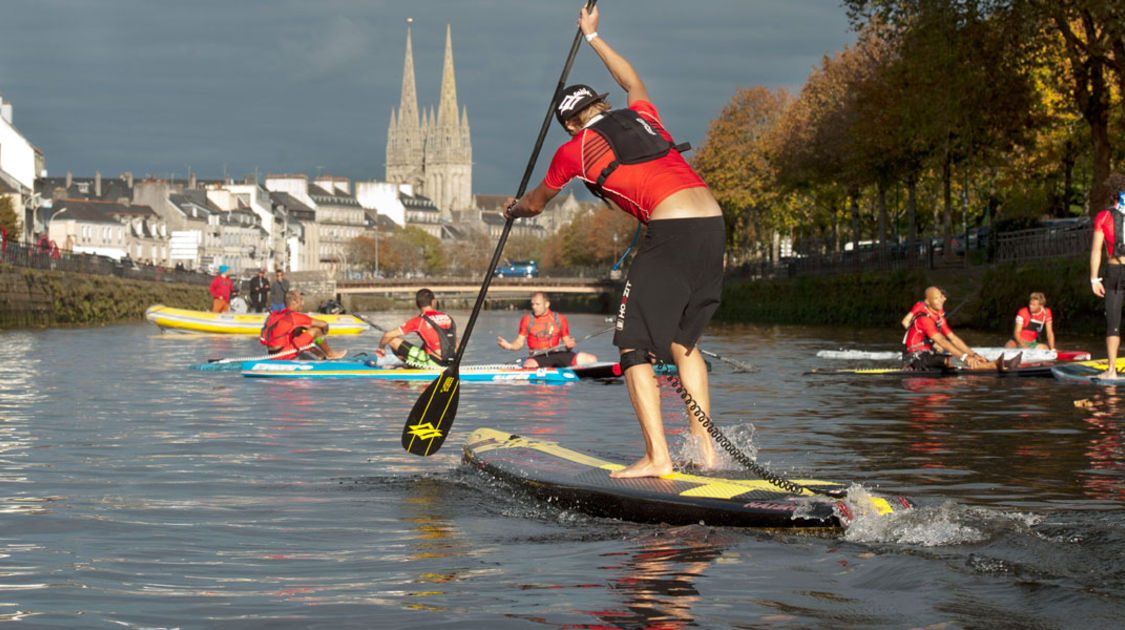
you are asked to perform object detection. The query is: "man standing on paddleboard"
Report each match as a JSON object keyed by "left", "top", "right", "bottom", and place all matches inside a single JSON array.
[
  {"left": 505, "top": 3, "right": 723, "bottom": 478},
  {"left": 1089, "top": 173, "right": 1125, "bottom": 379}
]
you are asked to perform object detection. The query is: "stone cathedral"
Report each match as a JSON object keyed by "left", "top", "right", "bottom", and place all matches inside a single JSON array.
[{"left": 385, "top": 24, "right": 473, "bottom": 217}]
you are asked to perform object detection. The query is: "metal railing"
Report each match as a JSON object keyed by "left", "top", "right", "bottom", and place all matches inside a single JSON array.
[
  {"left": 0, "top": 241, "right": 210, "bottom": 286},
  {"left": 994, "top": 226, "right": 1091, "bottom": 263},
  {"left": 725, "top": 242, "right": 944, "bottom": 282}
]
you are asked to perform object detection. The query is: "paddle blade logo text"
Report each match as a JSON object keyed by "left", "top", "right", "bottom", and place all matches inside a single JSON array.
[
  {"left": 406, "top": 422, "right": 444, "bottom": 441},
  {"left": 439, "top": 376, "right": 455, "bottom": 393}
]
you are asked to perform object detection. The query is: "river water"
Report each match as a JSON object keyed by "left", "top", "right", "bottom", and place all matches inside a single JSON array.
[{"left": 0, "top": 312, "right": 1122, "bottom": 628}]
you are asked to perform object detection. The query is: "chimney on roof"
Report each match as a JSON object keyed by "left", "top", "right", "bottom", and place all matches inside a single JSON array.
[
  {"left": 95, "top": 171, "right": 102, "bottom": 197},
  {"left": 0, "top": 93, "right": 11, "bottom": 125},
  {"left": 125, "top": 172, "right": 134, "bottom": 188},
  {"left": 66, "top": 171, "right": 72, "bottom": 189}
]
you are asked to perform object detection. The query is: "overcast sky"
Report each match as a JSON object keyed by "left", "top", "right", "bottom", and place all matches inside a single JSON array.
[{"left": 0, "top": 0, "right": 855, "bottom": 196}]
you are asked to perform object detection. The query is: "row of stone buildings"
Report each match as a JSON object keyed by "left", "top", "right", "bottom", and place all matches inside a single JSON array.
[
  {"left": 0, "top": 23, "right": 586, "bottom": 276},
  {"left": 30, "top": 171, "right": 582, "bottom": 276}
]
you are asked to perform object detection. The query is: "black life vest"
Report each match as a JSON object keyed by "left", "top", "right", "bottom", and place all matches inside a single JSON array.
[
  {"left": 1113, "top": 210, "right": 1125, "bottom": 257},
  {"left": 1022, "top": 309, "right": 1047, "bottom": 340},
  {"left": 905, "top": 310, "right": 947, "bottom": 353},
  {"left": 421, "top": 312, "right": 457, "bottom": 366},
  {"left": 582, "top": 109, "right": 690, "bottom": 201}
]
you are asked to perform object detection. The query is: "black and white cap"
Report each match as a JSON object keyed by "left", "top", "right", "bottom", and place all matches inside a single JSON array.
[{"left": 555, "top": 84, "right": 608, "bottom": 126}]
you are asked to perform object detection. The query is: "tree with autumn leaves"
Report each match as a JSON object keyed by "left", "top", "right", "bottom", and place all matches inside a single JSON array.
[{"left": 695, "top": 0, "right": 1122, "bottom": 262}]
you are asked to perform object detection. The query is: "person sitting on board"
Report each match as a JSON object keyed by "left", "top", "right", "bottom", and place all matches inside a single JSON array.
[
  {"left": 904, "top": 286, "right": 1019, "bottom": 371},
  {"left": 1004, "top": 292, "right": 1055, "bottom": 351},
  {"left": 1089, "top": 174, "right": 1125, "bottom": 378},
  {"left": 377, "top": 288, "right": 458, "bottom": 369},
  {"left": 259, "top": 290, "right": 346, "bottom": 360},
  {"left": 497, "top": 292, "right": 598, "bottom": 368},
  {"left": 209, "top": 265, "right": 234, "bottom": 313},
  {"left": 504, "top": 4, "right": 722, "bottom": 478}
]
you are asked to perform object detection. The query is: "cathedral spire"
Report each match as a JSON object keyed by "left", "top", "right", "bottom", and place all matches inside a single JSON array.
[
  {"left": 397, "top": 21, "right": 419, "bottom": 126},
  {"left": 437, "top": 24, "right": 459, "bottom": 127}
]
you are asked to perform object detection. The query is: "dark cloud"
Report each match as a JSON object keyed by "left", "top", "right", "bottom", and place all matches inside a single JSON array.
[{"left": 0, "top": 0, "right": 853, "bottom": 194}]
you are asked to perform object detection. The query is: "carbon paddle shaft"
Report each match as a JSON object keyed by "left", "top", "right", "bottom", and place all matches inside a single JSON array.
[
  {"left": 350, "top": 312, "right": 385, "bottom": 333},
  {"left": 402, "top": 0, "right": 599, "bottom": 457}
]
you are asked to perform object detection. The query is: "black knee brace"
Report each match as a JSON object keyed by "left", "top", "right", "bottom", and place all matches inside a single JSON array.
[{"left": 619, "top": 349, "right": 652, "bottom": 371}]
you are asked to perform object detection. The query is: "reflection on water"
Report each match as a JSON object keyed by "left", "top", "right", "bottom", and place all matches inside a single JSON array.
[
  {"left": 592, "top": 530, "right": 724, "bottom": 630},
  {"left": 0, "top": 318, "right": 1123, "bottom": 627},
  {"left": 1074, "top": 392, "right": 1125, "bottom": 501}
]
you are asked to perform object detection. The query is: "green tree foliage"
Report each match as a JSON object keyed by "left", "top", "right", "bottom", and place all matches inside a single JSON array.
[
  {"left": 445, "top": 228, "right": 493, "bottom": 277},
  {"left": 504, "top": 232, "right": 546, "bottom": 266},
  {"left": 349, "top": 235, "right": 379, "bottom": 272},
  {"left": 542, "top": 205, "right": 639, "bottom": 269},
  {"left": 844, "top": 0, "right": 1123, "bottom": 215},
  {"left": 0, "top": 196, "right": 20, "bottom": 241},
  {"left": 692, "top": 86, "right": 793, "bottom": 260},
  {"left": 349, "top": 226, "right": 445, "bottom": 277}
]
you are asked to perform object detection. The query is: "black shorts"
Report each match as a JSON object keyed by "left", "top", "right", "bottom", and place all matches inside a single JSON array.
[
  {"left": 613, "top": 215, "right": 725, "bottom": 364},
  {"left": 903, "top": 349, "right": 948, "bottom": 370},
  {"left": 529, "top": 350, "right": 576, "bottom": 368},
  {"left": 1105, "top": 264, "right": 1125, "bottom": 337},
  {"left": 392, "top": 340, "right": 445, "bottom": 368}
]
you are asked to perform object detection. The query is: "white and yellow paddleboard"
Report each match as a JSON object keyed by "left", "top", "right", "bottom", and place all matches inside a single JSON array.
[
  {"left": 463, "top": 428, "right": 913, "bottom": 529},
  {"left": 144, "top": 304, "right": 369, "bottom": 336},
  {"left": 1052, "top": 358, "right": 1125, "bottom": 384}
]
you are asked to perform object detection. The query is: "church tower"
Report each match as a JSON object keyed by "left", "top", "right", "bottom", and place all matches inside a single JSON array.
[
  {"left": 385, "top": 24, "right": 425, "bottom": 192},
  {"left": 386, "top": 22, "right": 473, "bottom": 218}
]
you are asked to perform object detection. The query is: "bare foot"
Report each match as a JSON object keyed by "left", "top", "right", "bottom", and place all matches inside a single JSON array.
[
  {"left": 1095, "top": 370, "right": 1117, "bottom": 379},
  {"left": 695, "top": 441, "right": 718, "bottom": 470},
  {"left": 325, "top": 349, "right": 347, "bottom": 360},
  {"left": 610, "top": 457, "right": 673, "bottom": 479}
]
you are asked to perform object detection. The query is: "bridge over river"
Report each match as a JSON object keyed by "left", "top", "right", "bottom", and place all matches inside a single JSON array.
[{"left": 335, "top": 276, "right": 624, "bottom": 307}]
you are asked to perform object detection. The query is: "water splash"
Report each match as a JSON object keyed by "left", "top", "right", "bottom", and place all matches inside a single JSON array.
[
  {"left": 843, "top": 496, "right": 1042, "bottom": 546},
  {"left": 673, "top": 421, "right": 759, "bottom": 471}
]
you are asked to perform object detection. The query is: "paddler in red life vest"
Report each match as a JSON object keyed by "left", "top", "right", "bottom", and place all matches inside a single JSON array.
[
  {"left": 497, "top": 292, "right": 598, "bottom": 368},
  {"left": 1004, "top": 292, "right": 1055, "bottom": 351},
  {"left": 259, "top": 290, "right": 347, "bottom": 360},
  {"left": 904, "top": 286, "right": 1014, "bottom": 371},
  {"left": 1089, "top": 178, "right": 1125, "bottom": 378},
  {"left": 504, "top": 4, "right": 723, "bottom": 478},
  {"left": 377, "top": 288, "right": 458, "bottom": 369}
]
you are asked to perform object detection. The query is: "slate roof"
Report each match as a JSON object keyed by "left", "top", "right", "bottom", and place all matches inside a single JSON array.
[
  {"left": 49, "top": 199, "right": 157, "bottom": 224},
  {"left": 401, "top": 192, "right": 439, "bottom": 212},
  {"left": 474, "top": 194, "right": 509, "bottom": 212},
  {"left": 170, "top": 191, "right": 223, "bottom": 217},
  {"left": 365, "top": 211, "right": 398, "bottom": 231},
  {"left": 309, "top": 190, "right": 362, "bottom": 207},
  {"left": 36, "top": 175, "right": 133, "bottom": 202}
]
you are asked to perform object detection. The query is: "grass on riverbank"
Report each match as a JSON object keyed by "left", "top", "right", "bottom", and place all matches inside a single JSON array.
[{"left": 715, "top": 257, "right": 1105, "bottom": 336}]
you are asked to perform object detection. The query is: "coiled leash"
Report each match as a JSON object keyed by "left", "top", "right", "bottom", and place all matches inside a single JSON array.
[{"left": 658, "top": 359, "right": 828, "bottom": 497}]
